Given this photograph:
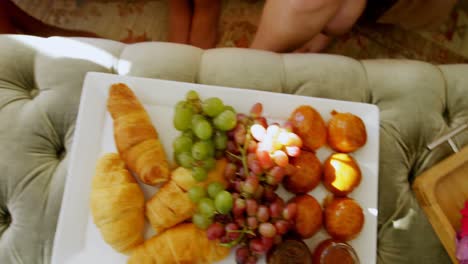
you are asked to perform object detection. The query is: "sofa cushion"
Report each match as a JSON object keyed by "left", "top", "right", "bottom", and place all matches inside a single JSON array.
[{"left": 1, "top": 35, "right": 467, "bottom": 264}]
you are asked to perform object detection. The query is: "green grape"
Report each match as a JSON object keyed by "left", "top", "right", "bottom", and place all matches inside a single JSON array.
[
  {"left": 202, "top": 97, "right": 225, "bottom": 117},
  {"left": 207, "top": 182, "right": 225, "bottom": 199},
  {"left": 193, "top": 119, "right": 213, "bottom": 140},
  {"left": 173, "top": 135, "right": 193, "bottom": 154},
  {"left": 198, "top": 197, "right": 216, "bottom": 217},
  {"left": 183, "top": 130, "right": 195, "bottom": 140},
  {"left": 192, "top": 141, "right": 212, "bottom": 160},
  {"left": 191, "top": 101, "right": 202, "bottom": 114},
  {"left": 176, "top": 100, "right": 187, "bottom": 110},
  {"left": 174, "top": 106, "right": 193, "bottom": 131},
  {"left": 202, "top": 157, "right": 216, "bottom": 170},
  {"left": 188, "top": 186, "right": 207, "bottom": 203},
  {"left": 191, "top": 114, "right": 206, "bottom": 128},
  {"left": 186, "top": 90, "right": 199, "bottom": 101},
  {"left": 205, "top": 140, "right": 216, "bottom": 157},
  {"left": 192, "top": 213, "right": 212, "bottom": 229},
  {"left": 213, "top": 110, "right": 237, "bottom": 131},
  {"left": 214, "top": 132, "right": 228, "bottom": 150},
  {"left": 224, "top": 105, "right": 235, "bottom": 112},
  {"left": 177, "top": 152, "right": 194, "bottom": 168},
  {"left": 214, "top": 191, "right": 233, "bottom": 214},
  {"left": 192, "top": 167, "right": 208, "bottom": 182}
]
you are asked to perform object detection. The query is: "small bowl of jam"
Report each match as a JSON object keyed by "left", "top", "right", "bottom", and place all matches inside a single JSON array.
[{"left": 313, "top": 239, "right": 360, "bottom": 264}]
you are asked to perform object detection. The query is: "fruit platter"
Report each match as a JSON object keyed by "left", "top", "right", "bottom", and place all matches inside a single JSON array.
[{"left": 52, "top": 72, "right": 379, "bottom": 264}]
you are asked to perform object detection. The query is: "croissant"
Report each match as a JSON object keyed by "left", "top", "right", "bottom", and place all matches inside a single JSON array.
[
  {"left": 146, "top": 159, "right": 227, "bottom": 233},
  {"left": 90, "top": 153, "right": 145, "bottom": 254},
  {"left": 127, "top": 223, "right": 230, "bottom": 264},
  {"left": 107, "top": 83, "right": 170, "bottom": 185}
]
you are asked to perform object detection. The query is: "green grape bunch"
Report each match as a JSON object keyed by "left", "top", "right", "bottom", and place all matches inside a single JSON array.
[{"left": 173, "top": 90, "right": 237, "bottom": 182}]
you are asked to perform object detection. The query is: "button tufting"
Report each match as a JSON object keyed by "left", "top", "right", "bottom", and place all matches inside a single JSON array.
[
  {"left": 0, "top": 206, "right": 11, "bottom": 235},
  {"left": 56, "top": 147, "right": 66, "bottom": 160},
  {"left": 29, "top": 88, "right": 39, "bottom": 99}
]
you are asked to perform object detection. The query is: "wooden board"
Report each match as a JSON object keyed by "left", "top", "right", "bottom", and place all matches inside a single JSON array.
[{"left": 414, "top": 146, "right": 468, "bottom": 264}]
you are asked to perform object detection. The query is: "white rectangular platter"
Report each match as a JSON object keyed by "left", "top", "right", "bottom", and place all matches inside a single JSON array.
[{"left": 52, "top": 72, "right": 379, "bottom": 264}]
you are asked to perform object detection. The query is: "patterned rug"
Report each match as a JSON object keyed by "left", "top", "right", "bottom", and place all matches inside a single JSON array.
[{"left": 14, "top": 0, "right": 468, "bottom": 64}]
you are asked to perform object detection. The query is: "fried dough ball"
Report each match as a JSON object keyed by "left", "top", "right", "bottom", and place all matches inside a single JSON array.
[
  {"left": 289, "top": 105, "right": 327, "bottom": 150},
  {"left": 323, "top": 153, "right": 361, "bottom": 196},
  {"left": 327, "top": 111, "right": 367, "bottom": 153},
  {"left": 324, "top": 197, "right": 364, "bottom": 241},
  {"left": 289, "top": 194, "right": 323, "bottom": 239},
  {"left": 283, "top": 150, "right": 322, "bottom": 194}
]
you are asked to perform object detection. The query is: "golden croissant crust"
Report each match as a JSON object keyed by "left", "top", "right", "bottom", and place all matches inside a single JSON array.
[
  {"left": 127, "top": 223, "right": 230, "bottom": 264},
  {"left": 90, "top": 153, "right": 145, "bottom": 254},
  {"left": 107, "top": 83, "right": 170, "bottom": 185}
]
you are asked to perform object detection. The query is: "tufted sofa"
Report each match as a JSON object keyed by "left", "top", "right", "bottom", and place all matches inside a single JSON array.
[{"left": 1, "top": 35, "right": 468, "bottom": 264}]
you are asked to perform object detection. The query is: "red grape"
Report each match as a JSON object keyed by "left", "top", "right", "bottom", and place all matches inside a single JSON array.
[
  {"left": 269, "top": 201, "right": 284, "bottom": 219},
  {"left": 261, "top": 236, "right": 274, "bottom": 251},
  {"left": 206, "top": 222, "right": 225, "bottom": 240},
  {"left": 224, "top": 162, "right": 237, "bottom": 180},
  {"left": 243, "top": 175, "right": 259, "bottom": 194},
  {"left": 220, "top": 235, "right": 231, "bottom": 243},
  {"left": 282, "top": 202, "right": 298, "bottom": 221},
  {"left": 256, "top": 149, "right": 274, "bottom": 169},
  {"left": 233, "top": 180, "right": 243, "bottom": 193},
  {"left": 263, "top": 186, "right": 278, "bottom": 202},
  {"left": 237, "top": 113, "right": 249, "bottom": 124},
  {"left": 247, "top": 153, "right": 262, "bottom": 175},
  {"left": 233, "top": 198, "right": 246, "bottom": 216},
  {"left": 250, "top": 103, "right": 263, "bottom": 118},
  {"left": 227, "top": 140, "right": 240, "bottom": 154},
  {"left": 238, "top": 167, "right": 246, "bottom": 179},
  {"left": 235, "top": 216, "right": 246, "bottom": 227},
  {"left": 253, "top": 184, "right": 264, "bottom": 200},
  {"left": 254, "top": 117, "right": 268, "bottom": 128},
  {"left": 226, "top": 223, "right": 241, "bottom": 240},
  {"left": 249, "top": 238, "right": 266, "bottom": 254},
  {"left": 247, "top": 140, "right": 257, "bottom": 153},
  {"left": 249, "top": 160, "right": 262, "bottom": 175},
  {"left": 270, "top": 166, "right": 286, "bottom": 183},
  {"left": 274, "top": 220, "right": 290, "bottom": 235},
  {"left": 257, "top": 205, "right": 270, "bottom": 223},
  {"left": 234, "top": 124, "right": 247, "bottom": 145},
  {"left": 245, "top": 255, "right": 258, "bottom": 264},
  {"left": 247, "top": 216, "right": 258, "bottom": 229},
  {"left": 259, "top": 222, "right": 277, "bottom": 238},
  {"left": 246, "top": 199, "right": 258, "bottom": 216},
  {"left": 235, "top": 246, "right": 250, "bottom": 264}
]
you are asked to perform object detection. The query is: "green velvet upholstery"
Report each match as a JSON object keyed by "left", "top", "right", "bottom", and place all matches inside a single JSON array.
[{"left": 1, "top": 35, "right": 467, "bottom": 264}]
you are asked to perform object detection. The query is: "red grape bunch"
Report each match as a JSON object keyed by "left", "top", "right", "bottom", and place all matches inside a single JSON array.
[{"left": 205, "top": 103, "right": 303, "bottom": 264}]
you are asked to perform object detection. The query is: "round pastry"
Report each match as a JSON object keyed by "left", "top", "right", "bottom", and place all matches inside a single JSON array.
[
  {"left": 313, "top": 239, "right": 360, "bottom": 264},
  {"left": 289, "top": 194, "right": 323, "bottom": 239},
  {"left": 327, "top": 111, "right": 367, "bottom": 153},
  {"left": 283, "top": 150, "right": 322, "bottom": 194},
  {"left": 323, "top": 153, "right": 361, "bottom": 196},
  {"left": 289, "top": 105, "right": 327, "bottom": 150},
  {"left": 324, "top": 197, "right": 364, "bottom": 241},
  {"left": 267, "top": 238, "right": 313, "bottom": 264}
]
